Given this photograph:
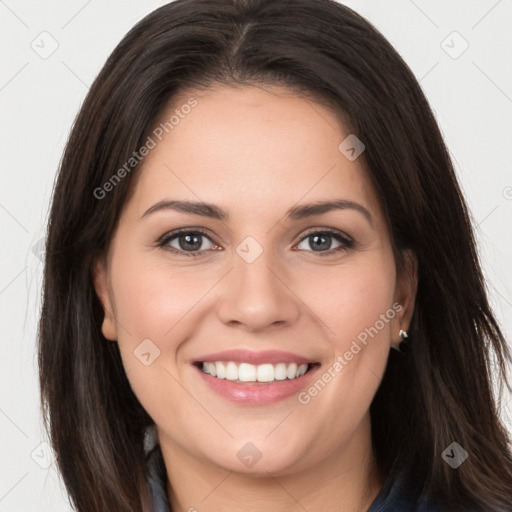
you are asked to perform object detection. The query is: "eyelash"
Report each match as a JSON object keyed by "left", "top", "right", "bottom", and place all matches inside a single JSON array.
[{"left": 156, "top": 227, "right": 355, "bottom": 258}]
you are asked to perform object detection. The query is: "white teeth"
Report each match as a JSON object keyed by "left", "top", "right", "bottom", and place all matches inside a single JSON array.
[
  {"left": 286, "top": 363, "right": 297, "bottom": 379},
  {"left": 239, "top": 363, "right": 257, "bottom": 382},
  {"left": 226, "top": 361, "right": 238, "bottom": 381},
  {"left": 274, "top": 363, "right": 288, "bottom": 380},
  {"left": 256, "top": 363, "right": 274, "bottom": 382},
  {"left": 216, "top": 361, "right": 226, "bottom": 379},
  {"left": 296, "top": 364, "right": 308, "bottom": 377},
  {"left": 200, "top": 361, "right": 310, "bottom": 382},
  {"left": 203, "top": 362, "right": 216, "bottom": 377}
]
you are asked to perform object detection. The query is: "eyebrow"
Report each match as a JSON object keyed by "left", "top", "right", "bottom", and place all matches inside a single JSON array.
[{"left": 141, "top": 198, "right": 373, "bottom": 227}]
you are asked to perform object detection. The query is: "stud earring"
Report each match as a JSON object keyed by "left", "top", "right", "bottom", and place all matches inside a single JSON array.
[{"left": 392, "top": 329, "right": 409, "bottom": 353}]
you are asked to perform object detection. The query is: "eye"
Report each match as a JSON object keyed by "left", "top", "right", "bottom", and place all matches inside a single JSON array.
[
  {"left": 158, "top": 229, "right": 219, "bottom": 257},
  {"left": 295, "top": 229, "right": 354, "bottom": 256},
  {"left": 157, "top": 227, "right": 354, "bottom": 258}
]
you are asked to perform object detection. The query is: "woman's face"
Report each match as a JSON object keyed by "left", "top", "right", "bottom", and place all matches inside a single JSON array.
[{"left": 94, "top": 84, "right": 416, "bottom": 476}]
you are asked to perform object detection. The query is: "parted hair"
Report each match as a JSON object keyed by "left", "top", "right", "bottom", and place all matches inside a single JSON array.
[{"left": 38, "top": 1, "right": 512, "bottom": 510}]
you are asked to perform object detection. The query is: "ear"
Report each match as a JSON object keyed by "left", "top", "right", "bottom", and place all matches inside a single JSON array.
[
  {"left": 392, "top": 249, "right": 418, "bottom": 344},
  {"left": 92, "top": 255, "right": 118, "bottom": 341}
]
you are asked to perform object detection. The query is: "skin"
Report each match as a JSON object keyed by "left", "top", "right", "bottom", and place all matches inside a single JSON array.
[{"left": 93, "top": 84, "right": 417, "bottom": 512}]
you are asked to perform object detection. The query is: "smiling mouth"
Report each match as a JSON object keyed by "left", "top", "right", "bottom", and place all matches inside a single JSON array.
[{"left": 193, "top": 361, "right": 320, "bottom": 384}]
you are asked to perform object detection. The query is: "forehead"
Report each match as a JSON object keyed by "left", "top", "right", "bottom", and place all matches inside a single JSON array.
[{"left": 127, "top": 84, "right": 385, "bottom": 229}]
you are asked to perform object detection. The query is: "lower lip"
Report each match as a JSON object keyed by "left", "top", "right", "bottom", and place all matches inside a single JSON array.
[{"left": 193, "top": 364, "right": 321, "bottom": 405}]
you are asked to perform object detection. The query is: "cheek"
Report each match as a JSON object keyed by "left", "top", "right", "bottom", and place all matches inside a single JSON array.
[
  {"left": 297, "top": 254, "right": 397, "bottom": 346},
  {"left": 109, "top": 237, "right": 397, "bottom": 428},
  {"left": 111, "top": 254, "right": 214, "bottom": 344},
  {"left": 109, "top": 255, "right": 211, "bottom": 422},
  {"left": 291, "top": 255, "right": 396, "bottom": 430},
  {"left": 107, "top": 251, "right": 206, "bottom": 388},
  {"left": 332, "top": 258, "right": 397, "bottom": 381}
]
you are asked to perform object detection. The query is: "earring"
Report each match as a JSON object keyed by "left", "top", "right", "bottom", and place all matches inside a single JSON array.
[{"left": 392, "top": 329, "right": 409, "bottom": 353}]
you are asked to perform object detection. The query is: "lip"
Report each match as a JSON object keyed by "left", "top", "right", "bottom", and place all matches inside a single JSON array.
[
  {"left": 192, "top": 361, "right": 321, "bottom": 405},
  {"left": 192, "top": 349, "right": 317, "bottom": 366}
]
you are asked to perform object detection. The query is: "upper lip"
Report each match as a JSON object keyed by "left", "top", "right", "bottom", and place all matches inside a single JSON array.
[{"left": 192, "top": 349, "right": 318, "bottom": 366}]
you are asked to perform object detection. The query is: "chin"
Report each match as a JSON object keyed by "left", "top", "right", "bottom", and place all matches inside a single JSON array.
[{"left": 204, "top": 439, "right": 312, "bottom": 477}]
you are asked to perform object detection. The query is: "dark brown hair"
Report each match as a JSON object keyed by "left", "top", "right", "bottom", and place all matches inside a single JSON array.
[{"left": 38, "top": 0, "right": 512, "bottom": 510}]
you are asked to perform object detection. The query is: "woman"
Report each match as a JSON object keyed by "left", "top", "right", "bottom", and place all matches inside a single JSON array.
[{"left": 37, "top": 0, "right": 512, "bottom": 510}]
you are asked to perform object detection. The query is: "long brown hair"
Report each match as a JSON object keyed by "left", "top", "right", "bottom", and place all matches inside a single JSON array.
[{"left": 38, "top": 1, "right": 512, "bottom": 510}]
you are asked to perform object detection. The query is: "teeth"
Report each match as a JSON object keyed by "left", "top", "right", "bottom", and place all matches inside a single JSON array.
[
  {"left": 201, "top": 361, "right": 310, "bottom": 382},
  {"left": 215, "top": 362, "right": 225, "bottom": 379},
  {"left": 226, "top": 361, "right": 238, "bottom": 380},
  {"left": 287, "top": 363, "right": 297, "bottom": 379}
]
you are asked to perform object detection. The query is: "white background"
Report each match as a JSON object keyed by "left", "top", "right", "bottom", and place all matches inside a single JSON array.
[{"left": 0, "top": 0, "right": 511, "bottom": 509}]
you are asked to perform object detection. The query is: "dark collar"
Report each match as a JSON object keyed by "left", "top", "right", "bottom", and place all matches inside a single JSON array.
[
  {"left": 146, "top": 444, "right": 171, "bottom": 512},
  {"left": 145, "top": 444, "right": 437, "bottom": 511}
]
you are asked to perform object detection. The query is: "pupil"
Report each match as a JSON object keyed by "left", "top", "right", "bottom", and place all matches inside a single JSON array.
[
  {"left": 180, "top": 233, "right": 201, "bottom": 251},
  {"left": 311, "top": 234, "right": 331, "bottom": 251}
]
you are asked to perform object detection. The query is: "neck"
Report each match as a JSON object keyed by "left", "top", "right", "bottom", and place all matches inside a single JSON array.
[{"left": 159, "top": 415, "right": 382, "bottom": 512}]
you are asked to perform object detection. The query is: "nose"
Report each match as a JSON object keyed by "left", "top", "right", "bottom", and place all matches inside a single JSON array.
[{"left": 216, "top": 247, "right": 301, "bottom": 333}]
